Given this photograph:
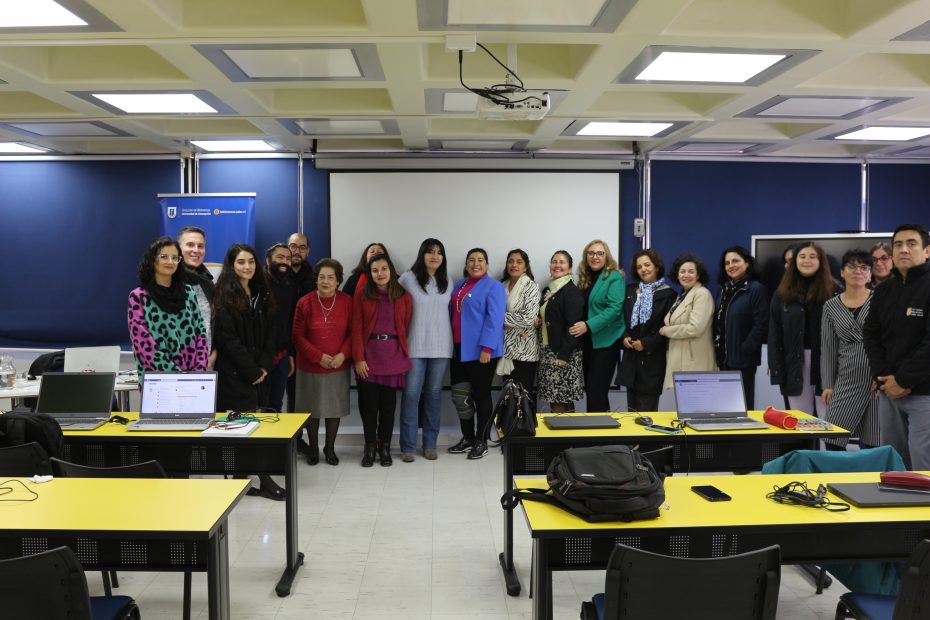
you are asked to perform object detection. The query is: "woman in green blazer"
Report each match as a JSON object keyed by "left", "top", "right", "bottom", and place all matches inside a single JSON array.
[{"left": 569, "top": 240, "right": 626, "bottom": 412}]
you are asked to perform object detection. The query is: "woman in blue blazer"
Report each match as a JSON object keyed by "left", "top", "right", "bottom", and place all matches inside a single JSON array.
[
  {"left": 447, "top": 248, "right": 506, "bottom": 460},
  {"left": 570, "top": 240, "right": 626, "bottom": 412},
  {"left": 713, "top": 245, "right": 769, "bottom": 409}
]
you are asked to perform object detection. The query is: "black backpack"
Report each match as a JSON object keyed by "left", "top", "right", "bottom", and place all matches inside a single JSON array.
[
  {"left": 0, "top": 410, "right": 64, "bottom": 458},
  {"left": 501, "top": 445, "right": 665, "bottom": 522}
]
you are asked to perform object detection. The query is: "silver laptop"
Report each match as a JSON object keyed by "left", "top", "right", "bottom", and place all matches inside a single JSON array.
[
  {"left": 35, "top": 372, "right": 115, "bottom": 430},
  {"left": 127, "top": 372, "right": 217, "bottom": 431},
  {"left": 673, "top": 371, "right": 769, "bottom": 431},
  {"left": 64, "top": 346, "right": 121, "bottom": 374}
]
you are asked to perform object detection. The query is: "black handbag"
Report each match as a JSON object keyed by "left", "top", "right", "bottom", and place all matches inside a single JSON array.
[{"left": 484, "top": 379, "right": 536, "bottom": 445}]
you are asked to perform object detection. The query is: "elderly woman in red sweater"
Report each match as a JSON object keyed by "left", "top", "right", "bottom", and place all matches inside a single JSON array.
[
  {"left": 293, "top": 258, "right": 352, "bottom": 467},
  {"left": 351, "top": 253, "right": 413, "bottom": 467}
]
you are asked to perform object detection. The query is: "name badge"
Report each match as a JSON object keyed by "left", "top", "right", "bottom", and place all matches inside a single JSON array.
[{"left": 906, "top": 307, "right": 925, "bottom": 318}]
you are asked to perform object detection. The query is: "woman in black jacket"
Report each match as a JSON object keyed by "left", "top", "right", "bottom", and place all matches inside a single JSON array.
[
  {"left": 213, "top": 243, "right": 283, "bottom": 500},
  {"left": 537, "top": 250, "right": 585, "bottom": 413},
  {"left": 768, "top": 241, "right": 834, "bottom": 416},
  {"left": 617, "top": 249, "right": 676, "bottom": 412}
]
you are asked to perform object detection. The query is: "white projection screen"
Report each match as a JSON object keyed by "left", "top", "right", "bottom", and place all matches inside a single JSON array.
[{"left": 330, "top": 172, "right": 621, "bottom": 284}]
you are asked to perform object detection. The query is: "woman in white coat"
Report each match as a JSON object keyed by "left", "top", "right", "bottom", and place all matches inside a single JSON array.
[{"left": 659, "top": 254, "right": 717, "bottom": 389}]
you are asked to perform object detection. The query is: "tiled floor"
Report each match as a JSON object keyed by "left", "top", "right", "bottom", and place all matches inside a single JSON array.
[{"left": 89, "top": 438, "right": 850, "bottom": 619}]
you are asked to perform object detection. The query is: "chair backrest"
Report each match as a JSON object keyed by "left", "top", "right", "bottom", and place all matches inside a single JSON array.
[
  {"left": 50, "top": 457, "right": 166, "bottom": 479},
  {"left": 603, "top": 544, "right": 781, "bottom": 620},
  {"left": 0, "top": 546, "right": 93, "bottom": 620},
  {"left": 761, "top": 446, "right": 906, "bottom": 475},
  {"left": 893, "top": 539, "right": 930, "bottom": 620},
  {"left": 0, "top": 442, "right": 51, "bottom": 476}
]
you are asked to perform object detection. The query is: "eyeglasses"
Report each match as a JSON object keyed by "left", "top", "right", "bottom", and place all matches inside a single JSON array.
[
  {"left": 873, "top": 255, "right": 892, "bottom": 262},
  {"left": 157, "top": 254, "right": 181, "bottom": 263},
  {"left": 844, "top": 263, "right": 871, "bottom": 273},
  {"left": 587, "top": 251, "right": 606, "bottom": 258},
  {"left": 288, "top": 243, "right": 308, "bottom": 251}
]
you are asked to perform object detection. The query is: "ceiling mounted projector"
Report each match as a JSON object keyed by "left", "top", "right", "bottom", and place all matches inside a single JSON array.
[{"left": 476, "top": 90, "right": 551, "bottom": 121}]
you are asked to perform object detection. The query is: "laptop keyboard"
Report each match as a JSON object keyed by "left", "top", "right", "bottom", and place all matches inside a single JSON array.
[
  {"left": 58, "top": 417, "right": 105, "bottom": 424},
  {"left": 135, "top": 418, "right": 212, "bottom": 425}
]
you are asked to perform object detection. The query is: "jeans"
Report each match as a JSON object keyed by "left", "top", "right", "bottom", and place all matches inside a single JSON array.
[
  {"left": 266, "top": 355, "right": 289, "bottom": 413},
  {"left": 400, "top": 357, "right": 449, "bottom": 453},
  {"left": 879, "top": 393, "right": 930, "bottom": 470}
]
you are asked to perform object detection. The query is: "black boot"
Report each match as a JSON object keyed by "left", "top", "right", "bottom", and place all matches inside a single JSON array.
[
  {"left": 361, "top": 442, "right": 376, "bottom": 467},
  {"left": 379, "top": 442, "right": 392, "bottom": 467}
]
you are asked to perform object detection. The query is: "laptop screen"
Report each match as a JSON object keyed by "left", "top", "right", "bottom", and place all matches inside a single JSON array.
[
  {"left": 140, "top": 372, "right": 217, "bottom": 418},
  {"left": 36, "top": 372, "right": 115, "bottom": 416},
  {"left": 673, "top": 371, "right": 746, "bottom": 419}
]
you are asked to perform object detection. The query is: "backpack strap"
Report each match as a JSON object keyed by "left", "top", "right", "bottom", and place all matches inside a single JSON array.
[{"left": 500, "top": 486, "right": 555, "bottom": 511}]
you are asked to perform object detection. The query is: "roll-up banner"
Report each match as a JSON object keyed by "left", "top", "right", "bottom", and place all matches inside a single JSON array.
[{"left": 157, "top": 193, "right": 256, "bottom": 273}]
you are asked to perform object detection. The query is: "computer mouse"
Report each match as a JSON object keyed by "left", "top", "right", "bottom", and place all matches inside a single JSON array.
[{"left": 634, "top": 415, "right": 653, "bottom": 426}]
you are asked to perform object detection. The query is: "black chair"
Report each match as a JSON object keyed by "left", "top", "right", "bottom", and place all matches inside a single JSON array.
[
  {"left": 51, "top": 457, "right": 192, "bottom": 620},
  {"left": 0, "top": 441, "right": 51, "bottom": 476},
  {"left": 581, "top": 544, "right": 781, "bottom": 620},
  {"left": 835, "top": 539, "right": 930, "bottom": 620},
  {"left": 0, "top": 545, "right": 139, "bottom": 620}
]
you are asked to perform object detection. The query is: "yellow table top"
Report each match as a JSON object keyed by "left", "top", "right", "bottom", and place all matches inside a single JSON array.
[
  {"left": 0, "top": 478, "right": 249, "bottom": 533},
  {"left": 62, "top": 412, "right": 310, "bottom": 439},
  {"left": 515, "top": 472, "right": 930, "bottom": 532},
  {"left": 532, "top": 410, "right": 848, "bottom": 439}
]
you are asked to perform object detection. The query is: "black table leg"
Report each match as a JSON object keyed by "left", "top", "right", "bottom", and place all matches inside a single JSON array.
[
  {"left": 276, "top": 436, "right": 304, "bottom": 596},
  {"left": 531, "top": 538, "right": 551, "bottom": 620},
  {"left": 500, "top": 440, "right": 522, "bottom": 596},
  {"left": 207, "top": 520, "right": 231, "bottom": 620}
]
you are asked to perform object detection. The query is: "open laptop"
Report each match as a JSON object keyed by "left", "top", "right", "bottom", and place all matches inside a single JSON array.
[
  {"left": 673, "top": 371, "right": 769, "bottom": 431},
  {"left": 544, "top": 415, "right": 621, "bottom": 430},
  {"left": 64, "top": 346, "right": 121, "bottom": 374},
  {"left": 35, "top": 372, "right": 115, "bottom": 430},
  {"left": 127, "top": 372, "right": 217, "bottom": 431}
]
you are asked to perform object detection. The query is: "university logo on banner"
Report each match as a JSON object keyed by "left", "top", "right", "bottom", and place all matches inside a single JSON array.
[{"left": 157, "top": 193, "right": 257, "bottom": 270}]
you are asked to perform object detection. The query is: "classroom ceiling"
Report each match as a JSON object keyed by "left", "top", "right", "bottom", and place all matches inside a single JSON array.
[{"left": 3, "top": 0, "right": 930, "bottom": 162}]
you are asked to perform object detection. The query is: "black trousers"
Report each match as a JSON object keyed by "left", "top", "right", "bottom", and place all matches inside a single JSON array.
[
  {"left": 584, "top": 338, "right": 621, "bottom": 413},
  {"left": 723, "top": 365, "right": 757, "bottom": 410},
  {"left": 450, "top": 345, "right": 497, "bottom": 441},
  {"left": 627, "top": 390, "right": 660, "bottom": 413},
  {"left": 357, "top": 379, "right": 397, "bottom": 445}
]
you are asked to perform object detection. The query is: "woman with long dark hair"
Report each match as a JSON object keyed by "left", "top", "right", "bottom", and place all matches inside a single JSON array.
[
  {"left": 497, "top": 249, "right": 541, "bottom": 398},
  {"left": 768, "top": 242, "right": 835, "bottom": 416},
  {"left": 342, "top": 242, "right": 388, "bottom": 298},
  {"left": 714, "top": 245, "right": 769, "bottom": 409},
  {"left": 447, "top": 248, "right": 505, "bottom": 459},
  {"left": 128, "top": 236, "right": 208, "bottom": 375},
  {"left": 213, "top": 243, "right": 283, "bottom": 500},
  {"left": 351, "top": 253, "right": 412, "bottom": 467},
  {"left": 617, "top": 249, "right": 676, "bottom": 412},
  {"left": 398, "top": 239, "right": 452, "bottom": 462}
]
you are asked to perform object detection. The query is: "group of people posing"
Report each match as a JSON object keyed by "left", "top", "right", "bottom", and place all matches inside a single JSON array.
[{"left": 127, "top": 223, "right": 930, "bottom": 475}]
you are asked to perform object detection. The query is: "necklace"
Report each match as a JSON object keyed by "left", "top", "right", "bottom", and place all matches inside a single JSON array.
[
  {"left": 317, "top": 292, "right": 336, "bottom": 322},
  {"left": 455, "top": 283, "right": 469, "bottom": 312}
]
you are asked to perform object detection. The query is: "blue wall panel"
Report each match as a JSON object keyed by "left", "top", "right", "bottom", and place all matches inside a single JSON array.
[
  {"left": 198, "top": 158, "right": 299, "bottom": 259},
  {"left": 649, "top": 160, "right": 861, "bottom": 288},
  {"left": 303, "top": 162, "right": 330, "bottom": 265},
  {"left": 0, "top": 159, "right": 181, "bottom": 347},
  {"left": 619, "top": 168, "right": 640, "bottom": 275},
  {"left": 868, "top": 164, "right": 930, "bottom": 233}
]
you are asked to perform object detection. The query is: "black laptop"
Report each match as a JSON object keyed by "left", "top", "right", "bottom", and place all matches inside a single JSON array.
[
  {"left": 35, "top": 372, "right": 115, "bottom": 430},
  {"left": 543, "top": 415, "right": 621, "bottom": 430},
  {"left": 827, "top": 482, "right": 930, "bottom": 507}
]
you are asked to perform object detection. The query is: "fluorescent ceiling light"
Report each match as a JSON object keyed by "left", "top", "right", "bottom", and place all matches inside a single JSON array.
[
  {"left": 92, "top": 93, "right": 218, "bottom": 114},
  {"left": 578, "top": 122, "right": 672, "bottom": 137},
  {"left": 0, "top": 142, "right": 48, "bottom": 153},
  {"left": 636, "top": 51, "right": 785, "bottom": 83},
  {"left": 0, "top": 0, "right": 87, "bottom": 27},
  {"left": 834, "top": 126, "right": 930, "bottom": 141},
  {"left": 190, "top": 140, "right": 275, "bottom": 152}
]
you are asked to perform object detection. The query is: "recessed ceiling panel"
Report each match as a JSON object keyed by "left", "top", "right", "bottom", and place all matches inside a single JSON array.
[
  {"left": 0, "top": 0, "right": 121, "bottom": 33},
  {"left": 69, "top": 90, "right": 236, "bottom": 115},
  {"left": 658, "top": 141, "right": 767, "bottom": 154},
  {"left": 431, "top": 139, "right": 527, "bottom": 151},
  {"left": 281, "top": 118, "right": 399, "bottom": 136},
  {"left": 418, "top": 0, "right": 637, "bottom": 32},
  {"left": 3, "top": 120, "right": 127, "bottom": 136},
  {"left": 197, "top": 44, "right": 384, "bottom": 82},
  {"left": 738, "top": 95, "right": 905, "bottom": 120}
]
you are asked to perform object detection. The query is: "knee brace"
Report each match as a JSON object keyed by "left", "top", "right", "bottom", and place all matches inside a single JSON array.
[{"left": 451, "top": 382, "right": 475, "bottom": 420}]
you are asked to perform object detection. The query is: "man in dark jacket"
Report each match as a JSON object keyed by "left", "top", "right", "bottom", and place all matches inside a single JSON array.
[
  {"left": 178, "top": 226, "right": 216, "bottom": 368},
  {"left": 265, "top": 243, "right": 297, "bottom": 413},
  {"left": 863, "top": 223, "right": 930, "bottom": 469},
  {"left": 288, "top": 232, "right": 316, "bottom": 297}
]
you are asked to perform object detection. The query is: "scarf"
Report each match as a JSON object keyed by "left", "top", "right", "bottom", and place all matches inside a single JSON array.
[
  {"left": 496, "top": 274, "right": 533, "bottom": 376},
  {"left": 714, "top": 278, "right": 750, "bottom": 368},
  {"left": 630, "top": 278, "right": 665, "bottom": 328},
  {"left": 182, "top": 263, "right": 214, "bottom": 294},
  {"left": 143, "top": 278, "right": 188, "bottom": 314},
  {"left": 540, "top": 275, "right": 572, "bottom": 347}
]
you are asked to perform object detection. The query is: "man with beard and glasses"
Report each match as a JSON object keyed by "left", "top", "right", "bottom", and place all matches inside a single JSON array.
[
  {"left": 178, "top": 226, "right": 217, "bottom": 368},
  {"left": 288, "top": 232, "right": 315, "bottom": 298},
  {"left": 265, "top": 243, "right": 299, "bottom": 418}
]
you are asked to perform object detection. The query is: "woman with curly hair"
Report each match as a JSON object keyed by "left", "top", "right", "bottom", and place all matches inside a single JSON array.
[{"left": 127, "top": 236, "right": 208, "bottom": 376}]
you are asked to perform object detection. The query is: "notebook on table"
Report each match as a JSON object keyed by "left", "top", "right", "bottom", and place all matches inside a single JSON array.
[
  {"left": 673, "top": 371, "right": 769, "bottom": 431},
  {"left": 64, "top": 346, "right": 121, "bottom": 374},
  {"left": 127, "top": 372, "right": 217, "bottom": 431},
  {"left": 543, "top": 415, "right": 621, "bottom": 430},
  {"left": 35, "top": 372, "right": 115, "bottom": 430},
  {"left": 827, "top": 483, "right": 930, "bottom": 507}
]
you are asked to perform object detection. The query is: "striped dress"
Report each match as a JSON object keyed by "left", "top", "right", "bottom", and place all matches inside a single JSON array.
[{"left": 820, "top": 293, "right": 880, "bottom": 447}]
